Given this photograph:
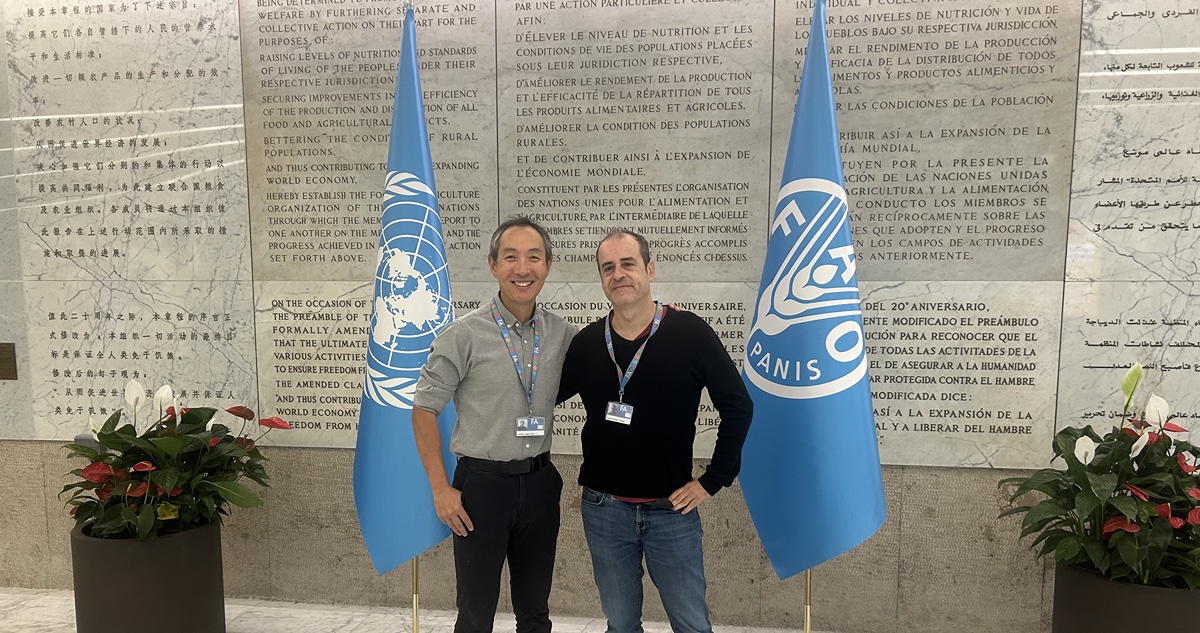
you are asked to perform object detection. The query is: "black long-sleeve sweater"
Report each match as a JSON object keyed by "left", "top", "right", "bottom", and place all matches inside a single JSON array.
[{"left": 557, "top": 308, "right": 753, "bottom": 498}]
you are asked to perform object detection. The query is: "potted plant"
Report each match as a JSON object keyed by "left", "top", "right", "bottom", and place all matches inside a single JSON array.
[
  {"left": 999, "top": 362, "right": 1200, "bottom": 631},
  {"left": 61, "top": 380, "right": 291, "bottom": 633}
]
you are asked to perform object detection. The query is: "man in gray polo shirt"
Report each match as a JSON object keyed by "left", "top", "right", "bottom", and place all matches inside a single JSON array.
[{"left": 412, "top": 216, "right": 577, "bottom": 633}]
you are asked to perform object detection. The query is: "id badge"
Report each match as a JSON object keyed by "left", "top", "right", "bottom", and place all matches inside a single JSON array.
[
  {"left": 516, "top": 416, "right": 546, "bottom": 436},
  {"left": 605, "top": 401, "right": 634, "bottom": 425}
]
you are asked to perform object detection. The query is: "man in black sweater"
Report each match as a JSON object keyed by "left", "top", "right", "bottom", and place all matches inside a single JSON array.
[{"left": 557, "top": 229, "right": 753, "bottom": 633}]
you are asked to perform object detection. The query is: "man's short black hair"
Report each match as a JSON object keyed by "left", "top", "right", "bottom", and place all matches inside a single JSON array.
[{"left": 488, "top": 215, "right": 554, "bottom": 263}]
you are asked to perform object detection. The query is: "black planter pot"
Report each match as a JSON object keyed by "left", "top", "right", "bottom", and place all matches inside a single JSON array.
[
  {"left": 1052, "top": 563, "right": 1199, "bottom": 632},
  {"left": 71, "top": 521, "right": 226, "bottom": 633}
]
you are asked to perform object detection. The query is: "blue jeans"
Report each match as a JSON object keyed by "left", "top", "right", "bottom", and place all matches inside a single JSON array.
[{"left": 580, "top": 487, "right": 712, "bottom": 633}]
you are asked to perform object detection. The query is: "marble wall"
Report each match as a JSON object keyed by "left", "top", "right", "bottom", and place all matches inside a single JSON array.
[
  {"left": 5, "top": 0, "right": 1196, "bottom": 466},
  {"left": 1, "top": 0, "right": 1198, "bottom": 630}
]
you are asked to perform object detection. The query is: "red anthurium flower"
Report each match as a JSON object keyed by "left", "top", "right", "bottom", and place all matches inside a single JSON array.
[
  {"left": 1122, "top": 427, "right": 1140, "bottom": 438},
  {"left": 113, "top": 470, "right": 130, "bottom": 483},
  {"left": 169, "top": 487, "right": 183, "bottom": 497},
  {"left": 1147, "top": 432, "right": 1162, "bottom": 444},
  {"left": 69, "top": 506, "right": 77, "bottom": 516},
  {"left": 1189, "top": 508, "right": 1200, "bottom": 526},
  {"left": 1102, "top": 516, "right": 1140, "bottom": 536},
  {"left": 96, "top": 484, "right": 114, "bottom": 501},
  {"left": 1178, "top": 453, "right": 1197, "bottom": 474},
  {"left": 132, "top": 461, "right": 156, "bottom": 472},
  {"left": 208, "top": 437, "right": 220, "bottom": 447},
  {"left": 1188, "top": 488, "right": 1200, "bottom": 501},
  {"left": 125, "top": 482, "right": 148, "bottom": 497},
  {"left": 258, "top": 416, "right": 292, "bottom": 430},
  {"left": 226, "top": 406, "right": 256, "bottom": 420},
  {"left": 1128, "top": 418, "right": 1149, "bottom": 430},
  {"left": 164, "top": 406, "right": 178, "bottom": 420},
  {"left": 150, "top": 484, "right": 165, "bottom": 497},
  {"left": 1163, "top": 421, "right": 1188, "bottom": 433},
  {"left": 233, "top": 436, "right": 256, "bottom": 451},
  {"left": 1123, "top": 484, "right": 1150, "bottom": 502},
  {"left": 1155, "top": 503, "right": 1171, "bottom": 517},
  {"left": 1169, "top": 516, "right": 1185, "bottom": 529},
  {"left": 80, "top": 461, "right": 114, "bottom": 484}
]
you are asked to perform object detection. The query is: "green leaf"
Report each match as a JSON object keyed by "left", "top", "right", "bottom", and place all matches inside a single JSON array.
[
  {"left": 1075, "top": 490, "right": 1101, "bottom": 518},
  {"left": 1020, "top": 500, "right": 1070, "bottom": 539},
  {"left": 998, "top": 505, "right": 1032, "bottom": 520},
  {"left": 1085, "top": 472, "right": 1118, "bottom": 502},
  {"left": 1108, "top": 495, "right": 1139, "bottom": 519},
  {"left": 148, "top": 468, "right": 180, "bottom": 494},
  {"left": 1081, "top": 538, "right": 1111, "bottom": 572},
  {"left": 1145, "top": 518, "right": 1173, "bottom": 572},
  {"left": 206, "top": 480, "right": 263, "bottom": 508},
  {"left": 1114, "top": 531, "right": 1144, "bottom": 570},
  {"left": 149, "top": 436, "right": 185, "bottom": 457},
  {"left": 62, "top": 443, "right": 101, "bottom": 461},
  {"left": 1001, "top": 469, "right": 1066, "bottom": 500},
  {"left": 1121, "top": 362, "right": 1143, "bottom": 413},
  {"left": 1055, "top": 536, "right": 1082, "bottom": 562},
  {"left": 101, "top": 410, "right": 122, "bottom": 434},
  {"left": 136, "top": 504, "right": 156, "bottom": 539},
  {"left": 177, "top": 407, "right": 218, "bottom": 434},
  {"left": 1032, "top": 528, "right": 1078, "bottom": 559}
]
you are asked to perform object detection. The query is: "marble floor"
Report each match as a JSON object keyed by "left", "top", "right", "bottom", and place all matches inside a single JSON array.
[{"left": 0, "top": 587, "right": 818, "bottom": 633}]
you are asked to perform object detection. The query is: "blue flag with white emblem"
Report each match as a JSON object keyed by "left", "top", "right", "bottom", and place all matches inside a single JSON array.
[
  {"left": 740, "top": 0, "right": 886, "bottom": 579},
  {"left": 353, "top": 6, "right": 458, "bottom": 575}
]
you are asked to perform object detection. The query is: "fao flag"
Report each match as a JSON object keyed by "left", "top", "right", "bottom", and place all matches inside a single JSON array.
[{"left": 740, "top": 0, "right": 887, "bottom": 579}]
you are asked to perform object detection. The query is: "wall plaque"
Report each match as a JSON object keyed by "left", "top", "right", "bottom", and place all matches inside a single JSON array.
[{"left": 0, "top": 343, "right": 15, "bottom": 380}]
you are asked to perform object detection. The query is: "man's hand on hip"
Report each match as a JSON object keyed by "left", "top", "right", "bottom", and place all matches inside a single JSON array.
[
  {"left": 433, "top": 484, "right": 474, "bottom": 537},
  {"left": 668, "top": 479, "right": 711, "bottom": 515}
]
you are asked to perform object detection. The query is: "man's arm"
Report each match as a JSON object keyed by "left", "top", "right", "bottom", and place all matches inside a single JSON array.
[
  {"left": 555, "top": 335, "right": 581, "bottom": 405},
  {"left": 412, "top": 406, "right": 473, "bottom": 537},
  {"left": 696, "top": 315, "right": 755, "bottom": 496},
  {"left": 667, "top": 314, "right": 754, "bottom": 513}
]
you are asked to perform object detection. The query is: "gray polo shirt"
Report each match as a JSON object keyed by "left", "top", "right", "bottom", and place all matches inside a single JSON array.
[{"left": 413, "top": 298, "right": 577, "bottom": 462}]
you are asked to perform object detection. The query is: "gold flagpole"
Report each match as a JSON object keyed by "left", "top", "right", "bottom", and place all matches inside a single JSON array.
[
  {"left": 804, "top": 569, "right": 812, "bottom": 633},
  {"left": 413, "top": 556, "right": 420, "bottom": 633}
]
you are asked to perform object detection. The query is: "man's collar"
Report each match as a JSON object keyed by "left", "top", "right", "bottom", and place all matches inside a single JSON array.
[{"left": 493, "top": 294, "right": 539, "bottom": 327}]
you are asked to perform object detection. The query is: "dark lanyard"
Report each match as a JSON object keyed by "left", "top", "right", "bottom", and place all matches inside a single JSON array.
[{"left": 604, "top": 303, "right": 665, "bottom": 403}]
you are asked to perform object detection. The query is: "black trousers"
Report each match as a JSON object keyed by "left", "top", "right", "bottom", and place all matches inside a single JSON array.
[{"left": 452, "top": 456, "right": 562, "bottom": 633}]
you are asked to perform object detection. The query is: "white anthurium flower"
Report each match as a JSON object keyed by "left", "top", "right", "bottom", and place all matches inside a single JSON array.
[
  {"left": 1144, "top": 393, "right": 1170, "bottom": 427},
  {"left": 152, "top": 384, "right": 174, "bottom": 419},
  {"left": 124, "top": 379, "right": 146, "bottom": 410},
  {"left": 88, "top": 416, "right": 101, "bottom": 439},
  {"left": 1130, "top": 428, "right": 1151, "bottom": 458},
  {"left": 1074, "top": 436, "right": 1096, "bottom": 464}
]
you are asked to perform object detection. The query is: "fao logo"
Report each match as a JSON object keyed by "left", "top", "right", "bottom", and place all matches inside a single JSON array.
[{"left": 745, "top": 178, "right": 867, "bottom": 399}]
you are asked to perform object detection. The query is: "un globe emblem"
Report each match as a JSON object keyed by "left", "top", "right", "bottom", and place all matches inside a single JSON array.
[
  {"left": 364, "top": 172, "right": 454, "bottom": 409},
  {"left": 744, "top": 178, "right": 867, "bottom": 399}
]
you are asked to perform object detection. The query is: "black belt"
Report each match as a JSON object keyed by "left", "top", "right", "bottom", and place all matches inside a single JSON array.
[{"left": 459, "top": 453, "right": 550, "bottom": 475}]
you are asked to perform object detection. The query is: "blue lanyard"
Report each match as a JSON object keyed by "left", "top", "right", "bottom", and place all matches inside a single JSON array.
[
  {"left": 604, "top": 303, "right": 665, "bottom": 403},
  {"left": 491, "top": 299, "right": 540, "bottom": 415}
]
